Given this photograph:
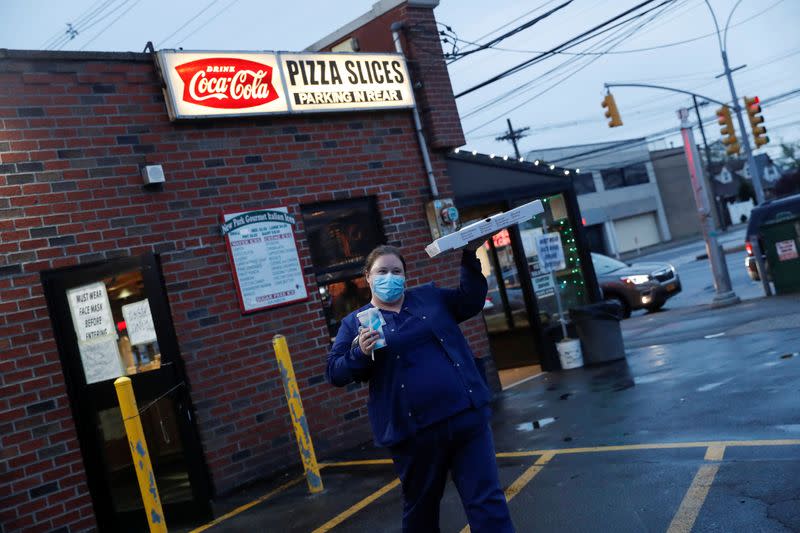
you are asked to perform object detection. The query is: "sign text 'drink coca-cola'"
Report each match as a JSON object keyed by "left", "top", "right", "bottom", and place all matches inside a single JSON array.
[{"left": 175, "top": 57, "right": 280, "bottom": 109}]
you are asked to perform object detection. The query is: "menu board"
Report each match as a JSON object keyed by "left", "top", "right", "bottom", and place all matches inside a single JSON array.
[
  {"left": 66, "top": 282, "right": 124, "bottom": 384},
  {"left": 222, "top": 207, "right": 308, "bottom": 313}
]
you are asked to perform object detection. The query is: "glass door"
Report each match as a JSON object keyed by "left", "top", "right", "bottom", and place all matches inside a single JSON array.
[
  {"left": 463, "top": 204, "right": 541, "bottom": 377},
  {"left": 518, "top": 193, "right": 590, "bottom": 327},
  {"left": 41, "top": 255, "right": 211, "bottom": 532}
]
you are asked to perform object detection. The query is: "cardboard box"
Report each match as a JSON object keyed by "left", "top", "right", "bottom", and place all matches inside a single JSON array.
[{"left": 425, "top": 199, "right": 544, "bottom": 257}]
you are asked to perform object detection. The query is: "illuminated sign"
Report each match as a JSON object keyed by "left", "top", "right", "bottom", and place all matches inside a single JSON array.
[{"left": 157, "top": 50, "right": 414, "bottom": 120}]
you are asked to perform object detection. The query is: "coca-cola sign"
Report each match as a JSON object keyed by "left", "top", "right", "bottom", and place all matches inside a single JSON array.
[
  {"left": 175, "top": 57, "right": 280, "bottom": 109},
  {"left": 157, "top": 50, "right": 413, "bottom": 120},
  {"left": 159, "top": 51, "right": 288, "bottom": 119}
]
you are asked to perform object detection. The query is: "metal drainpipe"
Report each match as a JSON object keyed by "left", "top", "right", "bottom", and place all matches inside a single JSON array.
[{"left": 391, "top": 21, "right": 439, "bottom": 199}]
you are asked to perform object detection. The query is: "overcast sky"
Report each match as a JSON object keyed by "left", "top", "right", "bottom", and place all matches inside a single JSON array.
[{"left": 2, "top": 0, "right": 798, "bottom": 165}]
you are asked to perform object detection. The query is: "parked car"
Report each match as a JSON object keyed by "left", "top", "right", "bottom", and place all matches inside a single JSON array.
[
  {"left": 591, "top": 252, "right": 681, "bottom": 318},
  {"left": 744, "top": 193, "right": 800, "bottom": 281}
]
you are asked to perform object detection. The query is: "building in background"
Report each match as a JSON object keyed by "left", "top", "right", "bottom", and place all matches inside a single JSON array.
[
  {"left": 649, "top": 146, "right": 721, "bottom": 239},
  {"left": 527, "top": 139, "right": 671, "bottom": 258}
]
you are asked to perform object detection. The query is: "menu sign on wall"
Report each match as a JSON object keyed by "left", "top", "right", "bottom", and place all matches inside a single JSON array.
[
  {"left": 67, "top": 282, "right": 124, "bottom": 384},
  {"left": 222, "top": 207, "right": 308, "bottom": 313},
  {"left": 158, "top": 50, "right": 414, "bottom": 120}
]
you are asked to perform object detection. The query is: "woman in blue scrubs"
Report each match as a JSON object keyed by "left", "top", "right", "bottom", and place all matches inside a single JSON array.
[{"left": 326, "top": 243, "right": 514, "bottom": 532}]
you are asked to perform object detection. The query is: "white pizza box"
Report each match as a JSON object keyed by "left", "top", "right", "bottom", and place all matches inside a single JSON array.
[{"left": 425, "top": 199, "right": 544, "bottom": 257}]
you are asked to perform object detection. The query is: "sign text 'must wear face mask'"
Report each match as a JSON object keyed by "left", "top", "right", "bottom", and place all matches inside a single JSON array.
[{"left": 158, "top": 50, "right": 415, "bottom": 120}]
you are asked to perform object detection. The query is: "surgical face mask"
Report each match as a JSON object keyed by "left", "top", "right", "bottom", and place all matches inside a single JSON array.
[{"left": 371, "top": 274, "right": 405, "bottom": 303}]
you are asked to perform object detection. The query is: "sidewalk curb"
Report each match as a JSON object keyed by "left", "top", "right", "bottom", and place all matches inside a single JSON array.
[{"left": 695, "top": 243, "right": 746, "bottom": 260}]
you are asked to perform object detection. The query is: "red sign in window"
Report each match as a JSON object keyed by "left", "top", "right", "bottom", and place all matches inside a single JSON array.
[{"left": 492, "top": 229, "right": 511, "bottom": 248}]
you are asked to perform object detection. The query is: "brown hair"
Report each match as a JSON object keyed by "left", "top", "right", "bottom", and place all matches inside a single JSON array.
[{"left": 364, "top": 245, "right": 406, "bottom": 275}]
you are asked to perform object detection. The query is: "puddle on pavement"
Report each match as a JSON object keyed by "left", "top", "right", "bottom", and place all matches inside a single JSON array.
[
  {"left": 697, "top": 378, "right": 732, "bottom": 392},
  {"left": 516, "top": 417, "right": 557, "bottom": 432},
  {"left": 633, "top": 375, "right": 663, "bottom": 385}
]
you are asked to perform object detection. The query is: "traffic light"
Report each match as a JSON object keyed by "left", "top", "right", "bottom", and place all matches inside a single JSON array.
[
  {"left": 744, "top": 96, "right": 769, "bottom": 148},
  {"left": 601, "top": 92, "right": 622, "bottom": 128},
  {"left": 716, "top": 105, "right": 739, "bottom": 156}
]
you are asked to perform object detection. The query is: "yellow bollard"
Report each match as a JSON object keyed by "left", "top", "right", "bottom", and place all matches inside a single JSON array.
[
  {"left": 272, "top": 335, "right": 324, "bottom": 494},
  {"left": 114, "top": 377, "right": 168, "bottom": 533}
]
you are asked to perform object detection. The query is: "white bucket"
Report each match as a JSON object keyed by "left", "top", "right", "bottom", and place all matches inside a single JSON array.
[{"left": 557, "top": 338, "right": 584, "bottom": 370}]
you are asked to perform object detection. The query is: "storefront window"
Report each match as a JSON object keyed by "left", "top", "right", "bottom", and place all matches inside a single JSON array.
[
  {"left": 301, "top": 197, "right": 386, "bottom": 340},
  {"left": 518, "top": 193, "right": 589, "bottom": 325}
]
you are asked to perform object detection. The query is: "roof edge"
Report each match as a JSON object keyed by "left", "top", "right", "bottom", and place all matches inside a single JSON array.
[{"left": 0, "top": 48, "right": 151, "bottom": 62}]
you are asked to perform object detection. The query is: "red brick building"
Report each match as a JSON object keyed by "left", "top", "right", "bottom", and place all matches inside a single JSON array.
[{"left": 0, "top": 1, "right": 503, "bottom": 531}]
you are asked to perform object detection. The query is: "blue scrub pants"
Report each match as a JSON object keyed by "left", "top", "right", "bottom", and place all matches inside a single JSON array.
[{"left": 388, "top": 407, "right": 514, "bottom": 532}]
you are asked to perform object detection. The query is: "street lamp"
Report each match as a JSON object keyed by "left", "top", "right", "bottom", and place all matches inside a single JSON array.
[{"left": 704, "top": 0, "right": 765, "bottom": 205}]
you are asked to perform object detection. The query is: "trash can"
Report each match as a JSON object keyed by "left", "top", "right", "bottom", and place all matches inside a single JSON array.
[
  {"left": 569, "top": 302, "right": 626, "bottom": 364},
  {"left": 761, "top": 215, "right": 800, "bottom": 295},
  {"left": 542, "top": 320, "right": 578, "bottom": 372}
]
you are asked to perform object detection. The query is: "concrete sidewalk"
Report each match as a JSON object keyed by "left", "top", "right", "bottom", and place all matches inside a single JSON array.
[{"left": 184, "top": 295, "right": 800, "bottom": 532}]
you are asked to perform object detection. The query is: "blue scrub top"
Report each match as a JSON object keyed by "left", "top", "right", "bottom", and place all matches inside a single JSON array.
[{"left": 326, "top": 250, "right": 491, "bottom": 447}]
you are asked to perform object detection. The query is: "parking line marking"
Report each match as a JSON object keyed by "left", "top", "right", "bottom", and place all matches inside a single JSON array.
[
  {"left": 505, "top": 452, "right": 554, "bottom": 501},
  {"left": 496, "top": 439, "right": 800, "bottom": 458},
  {"left": 666, "top": 464, "right": 720, "bottom": 533},
  {"left": 320, "top": 459, "right": 393, "bottom": 467},
  {"left": 311, "top": 478, "right": 401, "bottom": 533},
  {"left": 189, "top": 475, "right": 305, "bottom": 533},
  {"left": 460, "top": 452, "right": 554, "bottom": 533},
  {"left": 193, "top": 439, "right": 800, "bottom": 531},
  {"left": 704, "top": 445, "right": 726, "bottom": 461}
]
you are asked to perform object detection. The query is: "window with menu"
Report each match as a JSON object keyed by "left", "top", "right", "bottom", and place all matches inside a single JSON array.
[{"left": 301, "top": 197, "right": 386, "bottom": 340}]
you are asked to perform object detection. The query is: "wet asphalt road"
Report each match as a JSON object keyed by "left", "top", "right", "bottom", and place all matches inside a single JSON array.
[{"left": 190, "top": 293, "right": 800, "bottom": 533}]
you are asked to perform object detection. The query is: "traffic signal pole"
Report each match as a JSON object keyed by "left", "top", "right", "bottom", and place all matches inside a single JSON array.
[
  {"left": 720, "top": 50, "right": 765, "bottom": 205},
  {"left": 678, "top": 108, "right": 740, "bottom": 308},
  {"left": 703, "top": 0, "right": 766, "bottom": 205}
]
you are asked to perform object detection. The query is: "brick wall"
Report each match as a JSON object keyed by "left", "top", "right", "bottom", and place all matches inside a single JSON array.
[
  {"left": 0, "top": 33, "right": 490, "bottom": 533},
  {"left": 318, "top": 2, "right": 466, "bottom": 151}
]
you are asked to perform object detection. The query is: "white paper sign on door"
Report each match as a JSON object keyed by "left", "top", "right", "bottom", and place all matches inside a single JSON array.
[
  {"left": 122, "top": 299, "right": 157, "bottom": 346},
  {"left": 67, "top": 282, "right": 123, "bottom": 384},
  {"left": 534, "top": 233, "right": 566, "bottom": 273}
]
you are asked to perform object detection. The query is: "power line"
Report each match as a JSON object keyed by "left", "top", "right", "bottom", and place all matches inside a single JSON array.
[
  {"left": 156, "top": 0, "right": 221, "bottom": 48},
  {"left": 447, "top": 0, "right": 575, "bottom": 63},
  {"left": 463, "top": 0, "right": 681, "bottom": 133},
  {"left": 174, "top": 0, "right": 243, "bottom": 47},
  {"left": 460, "top": 0, "right": 688, "bottom": 120},
  {"left": 453, "top": 0, "right": 785, "bottom": 58},
  {"left": 79, "top": 0, "right": 143, "bottom": 50},
  {"left": 454, "top": 0, "right": 673, "bottom": 99},
  {"left": 40, "top": 0, "right": 110, "bottom": 49},
  {"left": 49, "top": 0, "right": 133, "bottom": 50}
]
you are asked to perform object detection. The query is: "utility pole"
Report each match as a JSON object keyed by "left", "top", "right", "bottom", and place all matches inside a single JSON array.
[
  {"left": 719, "top": 51, "right": 764, "bottom": 204},
  {"left": 704, "top": 0, "right": 765, "bottom": 204},
  {"left": 678, "top": 107, "right": 739, "bottom": 308},
  {"left": 495, "top": 119, "right": 530, "bottom": 159}
]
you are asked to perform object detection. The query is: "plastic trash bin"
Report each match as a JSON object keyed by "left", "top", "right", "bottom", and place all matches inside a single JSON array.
[
  {"left": 542, "top": 321, "right": 578, "bottom": 372},
  {"left": 761, "top": 215, "right": 800, "bottom": 295},
  {"left": 569, "top": 302, "right": 626, "bottom": 364}
]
